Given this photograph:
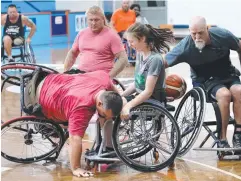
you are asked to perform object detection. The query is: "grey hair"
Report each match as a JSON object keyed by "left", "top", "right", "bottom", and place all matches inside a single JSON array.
[
  {"left": 100, "top": 91, "right": 123, "bottom": 117},
  {"left": 85, "top": 5, "right": 108, "bottom": 26}
]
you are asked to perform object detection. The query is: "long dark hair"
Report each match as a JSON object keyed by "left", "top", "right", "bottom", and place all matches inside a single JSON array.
[{"left": 126, "top": 22, "right": 174, "bottom": 53}]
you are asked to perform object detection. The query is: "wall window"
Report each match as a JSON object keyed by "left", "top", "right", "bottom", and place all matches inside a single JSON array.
[{"left": 135, "top": 1, "right": 166, "bottom": 7}]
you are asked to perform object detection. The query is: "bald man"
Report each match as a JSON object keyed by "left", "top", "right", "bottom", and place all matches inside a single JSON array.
[
  {"left": 164, "top": 16, "right": 241, "bottom": 150},
  {"left": 110, "top": 0, "right": 136, "bottom": 38}
]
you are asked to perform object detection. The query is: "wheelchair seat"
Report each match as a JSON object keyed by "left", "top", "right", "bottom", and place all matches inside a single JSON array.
[{"left": 23, "top": 68, "right": 51, "bottom": 116}]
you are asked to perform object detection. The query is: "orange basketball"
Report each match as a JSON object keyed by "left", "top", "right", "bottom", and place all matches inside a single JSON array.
[{"left": 165, "top": 74, "right": 187, "bottom": 99}]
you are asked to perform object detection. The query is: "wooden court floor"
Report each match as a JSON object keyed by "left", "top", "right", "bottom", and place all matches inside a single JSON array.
[
  {"left": 1, "top": 45, "right": 241, "bottom": 180},
  {"left": 1, "top": 66, "right": 241, "bottom": 181}
]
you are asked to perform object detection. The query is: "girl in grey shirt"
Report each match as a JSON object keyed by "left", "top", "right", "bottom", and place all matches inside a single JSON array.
[{"left": 121, "top": 22, "right": 174, "bottom": 120}]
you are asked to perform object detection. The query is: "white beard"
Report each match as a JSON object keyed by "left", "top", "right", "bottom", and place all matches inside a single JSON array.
[{"left": 195, "top": 41, "right": 205, "bottom": 52}]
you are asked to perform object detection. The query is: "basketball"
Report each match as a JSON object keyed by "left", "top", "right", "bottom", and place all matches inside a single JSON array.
[{"left": 165, "top": 74, "right": 187, "bottom": 99}]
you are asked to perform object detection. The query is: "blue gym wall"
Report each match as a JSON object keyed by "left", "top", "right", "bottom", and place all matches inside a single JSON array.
[
  {"left": 1, "top": 1, "right": 56, "bottom": 13},
  {"left": 1, "top": 0, "right": 87, "bottom": 45}
]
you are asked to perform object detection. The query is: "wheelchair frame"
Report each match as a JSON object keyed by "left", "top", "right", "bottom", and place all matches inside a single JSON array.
[
  {"left": 174, "top": 86, "right": 241, "bottom": 160},
  {"left": 1, "top": 63, "right": 181, "bottom": 172},
  {"left": 1, "top": 41, "right": 36, "bottom": 64}
]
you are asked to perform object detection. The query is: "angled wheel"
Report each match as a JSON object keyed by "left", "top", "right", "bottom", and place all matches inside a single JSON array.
[
  {"left": 173, "top": 87, "right": 206, "bottom": 156},
  {"left": 112, "top": 78, "right": 125, "bottom": 93},
  {"left": 1, "top": 116, "right": 65, "bottom": 163},
  {"left": 112, "top": 103, "right": 180, "bottom": 172},
  {"left": 24, "top": 43, "right": 36, "bottom": 64},
  {"left": 1, "top": 63, "right": 58, "bottom": 89}
]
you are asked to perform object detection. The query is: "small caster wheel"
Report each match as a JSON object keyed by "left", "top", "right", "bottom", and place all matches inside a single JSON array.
[
  {"left": 153, "top": 150, "right": 159, "bottom": 164},
  {"left": 218, "top": 152, "right": 224, "bottom": 160},
  {"left": 168, "top": 162, "right": 175, "bottom": 169},
  {"left": 92, "top": 162, "right": 99, "bottom": 173},
  {"left": 85, "top": 160, "right": 92, "bottom": 170}
]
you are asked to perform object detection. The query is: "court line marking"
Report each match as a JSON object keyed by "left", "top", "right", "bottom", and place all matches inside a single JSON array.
[
  {"left": 178, "top": 157, "right": 241, "bottom": 180},
  {"left": 1, "top": 167, "right": 13, "bottom": 173}
]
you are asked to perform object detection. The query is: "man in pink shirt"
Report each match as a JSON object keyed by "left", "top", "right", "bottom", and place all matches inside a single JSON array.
[
  {"left": 64, "top": 5, "right": 128, "bottom": 78},
  {"left": 33, "top": 70, "right": 123, "bottom": 177}
]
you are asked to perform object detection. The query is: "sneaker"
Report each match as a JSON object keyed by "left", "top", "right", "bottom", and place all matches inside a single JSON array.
[
  {"left": 217, "top": 139, "right": 231, "bottom": 149},
  {"left": 232, "top": 133, "right": 241, "bottom": 148},
  {"left": 8, "top": 57, "right": 14, "bottom": 63}
]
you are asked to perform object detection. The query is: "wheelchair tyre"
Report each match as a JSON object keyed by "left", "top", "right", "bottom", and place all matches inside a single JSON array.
[
  {"left": 113, "top": 78, "right": 125, "bottom": 93},
  {"left": 24, "top": 43, "right": 36, "bottom": 64},
  {"left": 1, "top": 63, "right": 58, "bottom": 87},
  {"left": 1, "top": 116, "right": 65, "bottom": 163},
  {"left": 173, "top": 87, "right": 206, "bottom": 156},
  {"left": 112, "top": 103, "right": 180, "bottom": 172}
]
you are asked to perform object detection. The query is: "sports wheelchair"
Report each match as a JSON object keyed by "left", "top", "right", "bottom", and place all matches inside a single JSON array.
[
  {"left": 173, "top": 77, "right": 241, "bottom": 160},
  {"left": 1, "top": 63, "right": 181, "bottom": 172},
  {"left": 1, "top": 40, "right": 36, "bottom": 64}
]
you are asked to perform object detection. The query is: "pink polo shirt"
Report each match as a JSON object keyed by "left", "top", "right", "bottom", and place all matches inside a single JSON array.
[{"left": 72, "top": 26, "right": 125, "bottom": 73}]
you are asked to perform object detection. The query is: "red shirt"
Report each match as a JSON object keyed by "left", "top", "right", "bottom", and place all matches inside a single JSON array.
[{"left": 39, "top": 71, "right": 113, "bottom": 137}]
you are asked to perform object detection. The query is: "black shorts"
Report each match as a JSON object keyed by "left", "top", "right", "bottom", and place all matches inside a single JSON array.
[{"left": 193, "top": 76, "right": 241, "bottom": 99}]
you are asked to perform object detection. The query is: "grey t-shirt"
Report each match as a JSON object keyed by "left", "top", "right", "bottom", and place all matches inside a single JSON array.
[
  {"left": 165, "top": 27, "right": 240, "bottom": 81},
  {"left": 135, "top": 52, "right": 165, "bottom": 101}
]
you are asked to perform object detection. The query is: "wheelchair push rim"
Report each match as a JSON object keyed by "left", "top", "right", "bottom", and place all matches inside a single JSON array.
[
  {"left": 1, "top": 63, "right": 58, "bottom": 88},
  {"left": 173, "top": 87, "right": 206, "bottom": 157},
  {"left": 112, "top": 103, "right": 181, "bottom": 172},
  {"left": 1, "top": 116, "right": 65, "bottom": 164}
]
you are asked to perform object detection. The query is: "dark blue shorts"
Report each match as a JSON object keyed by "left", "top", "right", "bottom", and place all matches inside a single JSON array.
[{"left": 193, "top": 76, "right": 241, "bottom": 99}]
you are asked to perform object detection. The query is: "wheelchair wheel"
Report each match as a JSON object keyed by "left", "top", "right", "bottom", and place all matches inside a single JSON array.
[
  {"left": 112, "top": 103, "right": 180, "bottom": 172},
  {"left": 1, "top": 63, "right": 58, "bottom": 89},
  {"left": 173, "top": 87, "right": 206, "bottom": 156},
  {"left": 1, "top": 116, "right": 65, "bottom": 163},
  {"left": 24, "top": 43, "right": 36, "bottom": 64}
]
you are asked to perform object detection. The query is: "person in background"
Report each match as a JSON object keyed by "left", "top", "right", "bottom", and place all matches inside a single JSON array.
[
  {"left": 1, "top": 4, "right": 36, "bottom": 62},
  {"left": 130, "top": 3, "right": 149, "bottom": 24},
  {"left": 64, "top": 5, "right": 128, "bottom": 79},
  {"left": 110, "top": 0, "right": 136, "bottom": 38}
]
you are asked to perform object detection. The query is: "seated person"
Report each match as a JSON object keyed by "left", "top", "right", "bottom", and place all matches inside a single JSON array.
[
  {"left": 25, "top": 70, "right": 123, "bottom": 177},
  {"left": 1, "top": 4, "right": 36, "bottom": 62},
  {"left": 164, "top": 16, "right": 241, "bottom": 149},
  {"left": 120, "top": 22, "right": 174, "bottom": 120}
]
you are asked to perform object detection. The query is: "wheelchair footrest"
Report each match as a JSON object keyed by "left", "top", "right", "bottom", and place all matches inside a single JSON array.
[{"left": 84, "top": 154, "right": 119, "bottom": 162}]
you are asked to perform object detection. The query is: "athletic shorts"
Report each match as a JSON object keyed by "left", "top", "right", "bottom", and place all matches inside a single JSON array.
[{"left": 193, "top": 76, "right": 241, "bottom": 99}]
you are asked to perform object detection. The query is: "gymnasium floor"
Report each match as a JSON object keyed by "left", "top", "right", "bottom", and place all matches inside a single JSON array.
[{"left": 1, "top": 43, "right": 241, "bottom": 181}]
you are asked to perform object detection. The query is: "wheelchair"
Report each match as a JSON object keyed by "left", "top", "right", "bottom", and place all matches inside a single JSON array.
[
  {"left": 173, "top": 77, "right": 241, "bottom": 160},
  {"left": 1, "top": 63, "right": 181, "bottom": 172},
  {"left": 1, "top": 40, "right": 36, "bottom": 64}
]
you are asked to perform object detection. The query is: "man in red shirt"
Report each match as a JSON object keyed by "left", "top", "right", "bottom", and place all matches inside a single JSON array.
[{"left": 34, "top": 70, "right": 123, "bottom": 177}]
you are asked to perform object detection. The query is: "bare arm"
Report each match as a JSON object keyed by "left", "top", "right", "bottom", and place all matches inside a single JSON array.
[
  {"left": 1, "top": 15, "right": 6, "bottom": 26},
  {"left": 121, "top": 82, "right": 136, "bottom": 97},
  {"left": 163, "top": 55, "right": 169, "bottom": 68},
  {"left": 238, "top": 40, "right": 241, "bottom": 67},
  {"left": 109, "top": 51, "right": 128, "bottom": 78},
  {"left": 22, "top": 15, "right": 36, "bottom": 40},
  {"left": 109, "top": 21, "right": 117, "bottom": 32},
  {"left": 69, "top": 135, "right": 82, "bottom": 170},
  {"left": 64, "top": 48, "right": 80, "bottom": 72},
  {"left": 125, "top": 76, "right": 158, "bottom": 109}
]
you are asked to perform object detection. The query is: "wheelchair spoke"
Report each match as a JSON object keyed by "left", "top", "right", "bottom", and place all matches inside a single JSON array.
[{"left": 1, "top": 117, "right": 64, "bottom": 163}]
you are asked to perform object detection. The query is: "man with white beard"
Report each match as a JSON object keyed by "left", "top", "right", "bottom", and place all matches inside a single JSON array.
[{"left": 164, "top": 16, "right": 241, "bottom": 150}]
